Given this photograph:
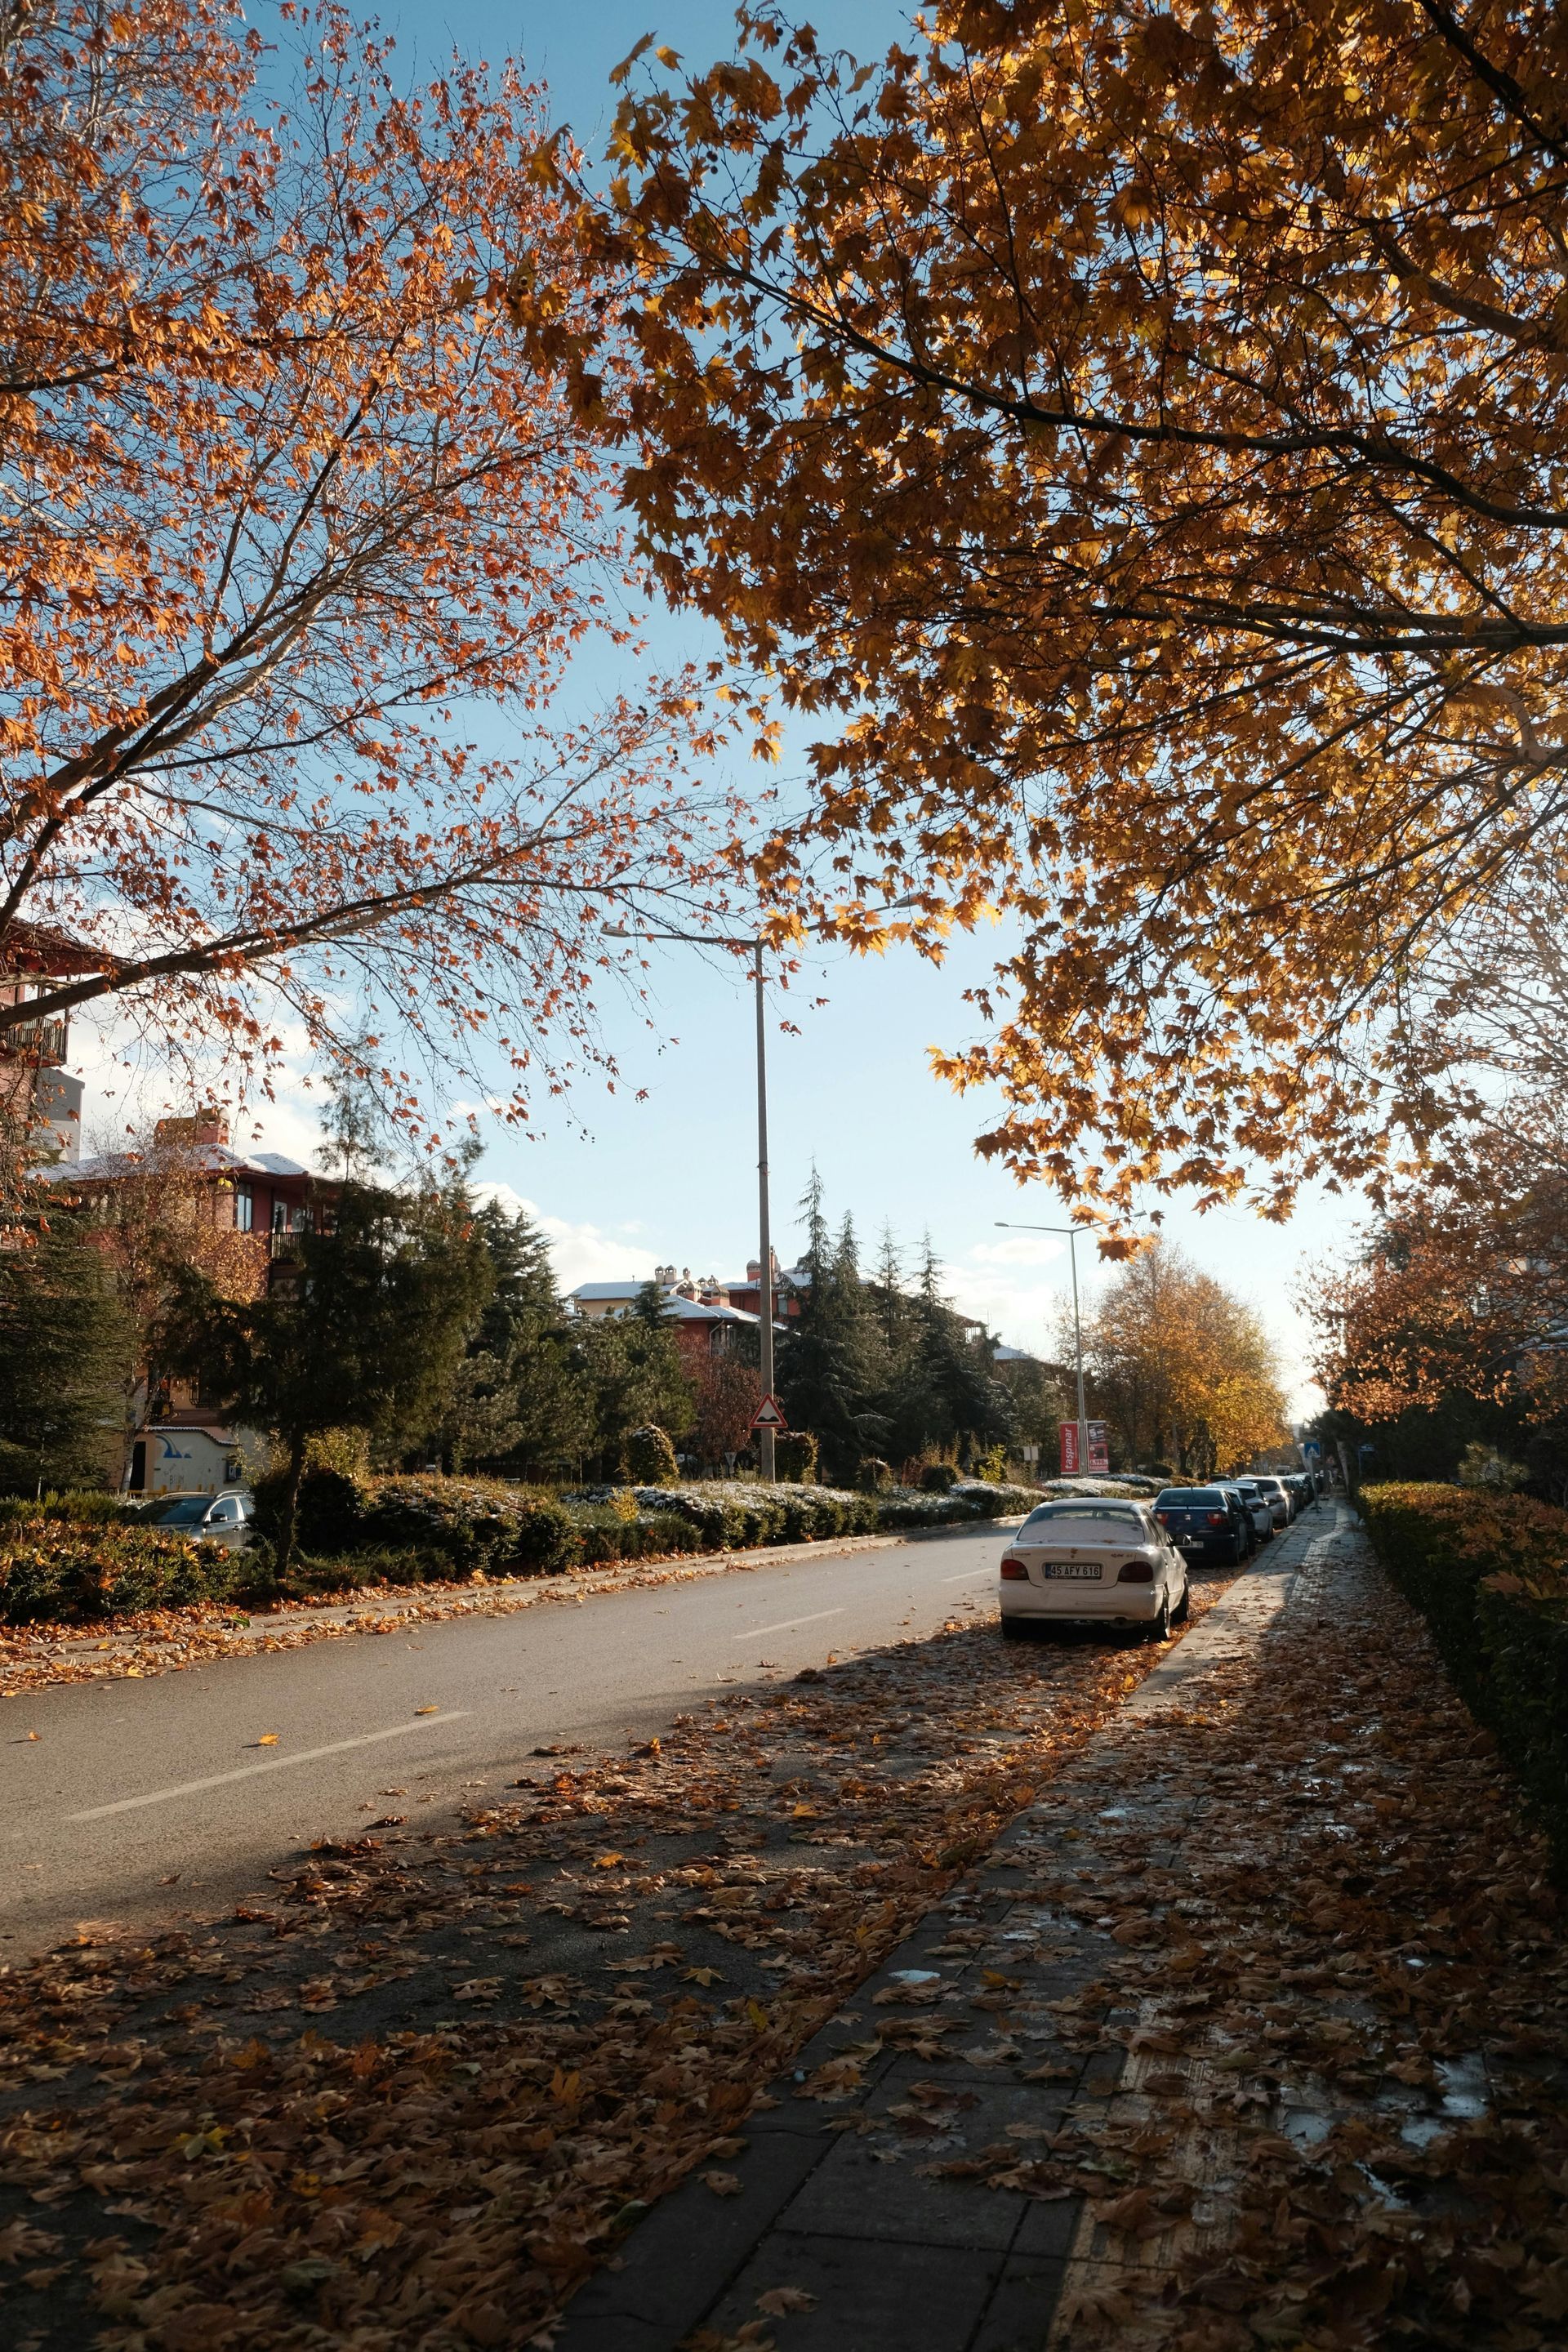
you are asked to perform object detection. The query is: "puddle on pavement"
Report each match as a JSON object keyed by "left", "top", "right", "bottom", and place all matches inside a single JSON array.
[
  {"left": 1281, "top": 2108, "right": 1332, "bottom": 2149},
  {"left": 1436, "top": 2053, "right": 1489, "bottom": 2118}
]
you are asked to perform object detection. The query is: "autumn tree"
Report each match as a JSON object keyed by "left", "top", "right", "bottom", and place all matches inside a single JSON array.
[
  {"left": 594, "top": 0, "right": 1568, "bottom": 1223},
  {"left": 57, "top": 1122, "right": 268, "bottom": 1478},
  {"left": 691, "top": 1352, "right": 762, "bottom": 1467},
  {"left": 1085, "top": 1241, "right": 1287, "bottom": 1473},
  {"left": 0, "top": 0, "right": 740, "bottom": 1145},
  {"left": 1313, "top": 1118, "right": 1568, "bottom": 1493}
]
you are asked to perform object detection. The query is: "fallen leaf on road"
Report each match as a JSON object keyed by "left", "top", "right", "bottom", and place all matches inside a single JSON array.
[
  {"left": 755, "top": 2287, "right": 817, "bottom": 2315},
  {"left": 413, "top": 1704, "right": 439, "bottom": 1716},
  {"left": 254, "top": 1733, "right": 279, "bottom": 1746},
  {"left": 701, "top": 2171, "right": 744, "bottom": 2196}
]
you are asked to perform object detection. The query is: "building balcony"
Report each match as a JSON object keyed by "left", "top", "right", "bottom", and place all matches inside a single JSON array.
[{"left": 3, "top": 1015, "right": 69, "bottom": 1066}]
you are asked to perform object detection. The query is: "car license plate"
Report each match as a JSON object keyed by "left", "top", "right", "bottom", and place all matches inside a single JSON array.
[
  {"left": 1177, "top": 1537, "right": 1200, "bottom": 1550},
  {"left": 1040, "top": 1562, "right": 1101, "bottom": 1579}
]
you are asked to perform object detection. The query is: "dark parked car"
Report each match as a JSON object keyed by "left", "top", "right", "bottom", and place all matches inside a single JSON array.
[{"left": 1153, "top": 1486, "right": 1250, "bottom": 1566}]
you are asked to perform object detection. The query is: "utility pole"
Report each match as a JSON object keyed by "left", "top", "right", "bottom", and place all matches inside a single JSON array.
[
  {"left": 996, "top": 1218, "right": 1090, "bottom": 1477},
  {"left": 604, "top": 922, "right": 778, "bottom": 1482},
  {"left": 753, "top": 938, "right": 775, "bottom": 1483}
]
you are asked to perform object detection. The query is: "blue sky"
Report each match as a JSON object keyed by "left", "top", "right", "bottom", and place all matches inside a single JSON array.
[{"left": 75, "top": 0, "right": 1355, "bottom": 1413}]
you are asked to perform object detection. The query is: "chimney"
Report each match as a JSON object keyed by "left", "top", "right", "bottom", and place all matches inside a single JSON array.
[{"left": 154, "top": 1111, "right": 229, "bottom": 1149}]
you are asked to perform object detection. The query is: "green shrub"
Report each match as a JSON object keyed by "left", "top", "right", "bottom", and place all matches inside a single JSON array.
[
  {"left": 0, "top": 1521, "right": 234, "bottom": 1624},
  {"left": 626, "top": 1425, "right": 679, "bottom": 1484},
  {"left": 920, "top": 1461, "right": 960, "bottom": 1493},
  {"left": 253, "top": 1463, "right": 366, "bottom": 1550},
  {"left": 1360, "top": 1481, "right": 1568, "bottom": 1870},
  {"left": 276, "top": 1548, "right": 443, "bottom": 1599},
  {"left": 773, "top": 1432, "right": 818, "bottom": 1484},
  {"left": 858, "top": 1457, "right": 893, "bottom": 1494},
  {"left": 0, "top": 1490, "right": 150, "bottom": 1529}
]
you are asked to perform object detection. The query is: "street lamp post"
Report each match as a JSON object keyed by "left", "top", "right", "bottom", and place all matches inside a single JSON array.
[
  {"left": 996, "top": 1219, "right": 1091, "bottom": 1477},
  {"left": 605, "top": 924, "right": 777, "bottom": 1482}
]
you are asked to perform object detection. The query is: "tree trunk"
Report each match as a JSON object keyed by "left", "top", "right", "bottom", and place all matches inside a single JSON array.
[{"left": 277, "top": 1429, "right": 308, "bottom": 1577}]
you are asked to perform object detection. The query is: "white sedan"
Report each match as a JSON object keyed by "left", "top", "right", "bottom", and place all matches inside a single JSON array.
[{"left": 999, "top": 1499, "right": 1190, "bottom": 1642}]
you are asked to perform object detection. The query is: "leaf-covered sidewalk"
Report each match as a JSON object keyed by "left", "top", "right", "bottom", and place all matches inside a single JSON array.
[
  {"left": 559, "top": 1505, "right": 1566, "bottom": 2352},
  {"left": 0, "top": 1556, "right": 1236, "bottom": 2350}
]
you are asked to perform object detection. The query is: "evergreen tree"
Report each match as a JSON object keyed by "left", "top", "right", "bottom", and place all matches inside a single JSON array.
[
  {"left": 777, "top": 1170, "right": 885, "bottom": 1481},
  {"left": 444, "top": 1196, "right": 596, "bottom": 1478},
  {"left": 158, "top": 1177, "right": 492, "bottom": 1566},
  {"left": 882, "top": 1236, "right": 1011, "bottom": 1468},
  {"left": 579, "top": 1281, "right": 695, "bottom": 1478},
  {"left": 0, "top": 1194, "right": 129, "bottom": 1491}
]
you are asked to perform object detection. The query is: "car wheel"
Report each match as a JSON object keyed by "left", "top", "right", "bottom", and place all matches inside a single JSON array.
[
  {"left": 1000, "top": 1615, "right": 1031, "bottom": 1642},
  {"left": 1147, "top": 1593, "right": 1172, "bottom": 1642},
  {"left": 1172, "top": 1576, "right": 1191, "bottom": 1624}
]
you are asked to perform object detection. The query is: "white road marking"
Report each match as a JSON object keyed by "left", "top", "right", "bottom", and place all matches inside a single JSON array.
[
  {"left": 733, "top": 1607, "right": 845, "bottom": 1641},
  {"left": 66, "top": 1712, "right": 473, "bottom": 1821},
  {"left": 941, "top": 1568, "right": 998, "bottom": 1584}
]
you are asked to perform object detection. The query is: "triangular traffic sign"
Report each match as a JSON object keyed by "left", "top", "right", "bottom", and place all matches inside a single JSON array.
[{"left": 751, "top": 1394, "right": 788, "bottom": 1431}]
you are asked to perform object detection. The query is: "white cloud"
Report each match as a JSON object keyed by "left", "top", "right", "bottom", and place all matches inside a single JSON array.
[
  {"left": 966, "top": 1233, "right": 1067, "bottom": 1267},
  {"left": 946, "top": 1267, "right": 1071, "bottom": 1360},
  {"left": 474, "top": 1183, "right": 660, "bottom": 1293}
]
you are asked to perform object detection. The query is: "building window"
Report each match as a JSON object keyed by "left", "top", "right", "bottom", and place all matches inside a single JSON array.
[{"left": 234, "top": 1185, "right": 253, "bottom": 1233}]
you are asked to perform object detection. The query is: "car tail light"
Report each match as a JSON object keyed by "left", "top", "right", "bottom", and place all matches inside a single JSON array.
[
  {"left": 1205, "top": 1511, "right": 1226, "bottom": 1527},
  {"left": 1117, "top": 1561, "right": 1154, "bottom": 1583},
  {"left": 1000, "top": 1557, "right": 1028, "bottom": 1580},
  {"left": 1155, "top": 1510, "right": 1171, "bottom": 1526}
]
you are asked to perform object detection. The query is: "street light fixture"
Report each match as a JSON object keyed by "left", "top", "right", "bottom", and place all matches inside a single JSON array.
[
  {"left": 604, "top": 923, "right": 779, "bottom": 1481},
  {"left": 996, "top": 1219, "right": 1093, "bottom": 1478}
]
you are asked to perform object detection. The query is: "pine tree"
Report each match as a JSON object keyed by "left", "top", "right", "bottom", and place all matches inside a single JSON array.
[
  {"left": 0, "top": 1195, "right": 130, "bottom": 1491},
  {"left": 579, "top": 1285, "right": 694, "bottom": 1478},
  {"left": 452, "top": 1197, "right": 595, "bottom": 1480},
  {"left": 777, "top": 1171, "right": 886, "bottom": 1481},
  {"left": 883, "top": 1236, "right": 1011, "bottom": 1468}
]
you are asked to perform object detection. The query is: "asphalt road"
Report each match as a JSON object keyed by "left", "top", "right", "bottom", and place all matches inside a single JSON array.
[{"left": 1, "top": 1521, "right": 1013, "bottom": 1959}]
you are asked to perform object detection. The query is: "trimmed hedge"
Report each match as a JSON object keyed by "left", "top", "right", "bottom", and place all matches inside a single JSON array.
[
  {"left": 1360, "top": 1481, "right": 1568, "bottom": 1869},
  {"left": 0, "top": 1520, "right": 234, "bottom": 1624},
  {"left": 2, "top": 1471, "right": 1046, "bottom": 1628},
  {"left": 259, "top": 1468, "right": 1042, "bottom": 1584}
]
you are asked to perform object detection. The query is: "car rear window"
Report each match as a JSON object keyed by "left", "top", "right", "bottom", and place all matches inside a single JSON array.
[
  {"left": 1156, "top": 1489, "right": 1223, "bottom": 1508},
  {"left": 1022, "top": 1503, "right": 1146, "bottom": 1528}
]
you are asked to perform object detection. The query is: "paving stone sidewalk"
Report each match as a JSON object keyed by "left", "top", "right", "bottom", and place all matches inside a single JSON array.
[{"left": 556, "top": 1504, "right": 1347, "bottom": 2352}]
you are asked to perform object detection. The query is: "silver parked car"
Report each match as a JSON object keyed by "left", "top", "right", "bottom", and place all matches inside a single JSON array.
[
  {"left": 1237, "top": 1475, "right": 1290, "bottom": 1530},
  {"left": 150, "top": 1490, "right": 256, "bottom": 1550},
  {"left": 999, "top": 1499, "right": 1190, "bottom": 1642},
  {"left": 1220, "top": 1479, "right": 1272, "bottom": 1543}
]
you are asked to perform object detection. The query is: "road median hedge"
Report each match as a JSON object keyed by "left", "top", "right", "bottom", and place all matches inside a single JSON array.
[
  {"left": 0, "top": 1519, "right": 234, "bottom": 1624},
  {"left": 258, "top": 1469, "right": 1041, "bottom": 1584},
  {"left": 1359, "top": 1481, "right": 1568, "bottom": 1868},
  {"left": 0, "top": 1472, "right": 1042, "bottom": 1628}
]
